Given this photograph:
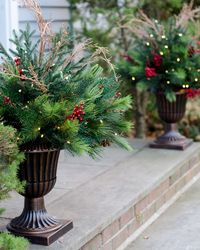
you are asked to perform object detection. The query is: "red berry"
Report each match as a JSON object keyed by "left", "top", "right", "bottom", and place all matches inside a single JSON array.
[{"left": 3, "top": 96, "right": 11, "bottom": 104}]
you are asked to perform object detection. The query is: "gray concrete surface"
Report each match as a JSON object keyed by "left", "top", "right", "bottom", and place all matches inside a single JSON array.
[
  {"left": 126, "top": 177, "right": 200, "bottom": 250},
  {"left": 1, "top": 139, "right": 200, "bottom": 250}
]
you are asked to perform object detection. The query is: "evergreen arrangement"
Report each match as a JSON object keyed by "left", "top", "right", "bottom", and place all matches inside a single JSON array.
[
  {"left": 118, "top": 3, "right": 200, "bottom": 102},
  {"left": 0, "top": 124, "right": 28, "bottom": 250},
  {"left": 0, "top": 0, "right": 132, "bottom": 157}
]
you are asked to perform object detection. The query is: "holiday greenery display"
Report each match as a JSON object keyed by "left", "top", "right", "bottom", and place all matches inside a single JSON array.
[
  {"left": 0, "top": 124, "right": 28, "bottom": 250},
  {"left": 0, "top": 0, "right": 132, "bottom": 157},
  {"left": 118, "top": 3, "right": 200, "bottom": 102}
]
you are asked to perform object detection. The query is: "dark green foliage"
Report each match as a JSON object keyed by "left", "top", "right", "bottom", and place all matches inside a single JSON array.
[
  {"left": 0, "top": 24, "right": 132, "bottom": 157},
  {"left": 0, "top": 124, "right": 28, "bottom": 250},
  {"left": 0, "top": 124, "right": 24, "bottom": 200},
  {"left": 0, "top": 233, "right": 28, "bottom": 250},
  {"left": 117, "top": 8, "right": 200, "bottom": 102}
]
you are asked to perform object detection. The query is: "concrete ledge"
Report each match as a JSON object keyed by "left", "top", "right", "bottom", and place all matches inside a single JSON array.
[{"left": 1, "top": 140, "right": 200, "bottom": 250}]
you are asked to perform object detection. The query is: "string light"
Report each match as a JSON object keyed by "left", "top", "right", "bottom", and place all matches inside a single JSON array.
[
  {"left": 182, "top": 85, "right": 186, "bottom": 88},
  {"left": 167, "top": 81, "right": 170, "bottom": 84},
  {"left": 164, "top": 45, "right": 168, "bottom": 49},
  {"left": 161, "top": 35, "right": 166, "bottom": 39},
  {"left": 114, "top": 132, "right": 118, "bottom": 136},
  {"left": 57, "top": 126, "right": 60, "bottom": 130},
  {"left": 18, "top": 89, "right": 22, "bottom": 93},
  {"left": 165, "top": 70, "right": 169, "bottom": 73},
  {"left": 150, "top": 34, "right": 154, "bottom": 38},
  {"left": 195, "top": 78, "right": 198, "bottom": 82},
  {"left": 41, "top": 134, "right": 44, "bottom": 138},
  {"left": 172, "top": 69, "right": 175, "bottom": 72},
  {"left": 177, "top": 58, "right": 181, "bottom": 62},
  {"left": 146, "top": 42, "right": 150, "bottom": 46},
  {"left": 100, "top": 120, "right": 103, "bottom": 124},
  {"left": 178, "top": 33, "right": 183, "bottom": 37},
  {"left": 67, "top": 141, "right": 71, "bottom": 144},
  {"left": 160, "top": 51, "right": 164, "bottom": 55},
  {"left": 185, "top": 84, "right": 189, "bottom": 88},
  {"left": 37, "top": 127, "right": 41, "bottom": 131},
  {"left": 132, "top": 76, "right": 135, "bottom": 81}
]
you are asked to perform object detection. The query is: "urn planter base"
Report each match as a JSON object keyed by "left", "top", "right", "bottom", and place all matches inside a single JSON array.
[
  {"left": 150, "top": 123, "right": 193, "bottom": 150},
  {"left": 7, "top": 219, "right": 73, "bottom": 246},
  {"left": 7, "top": 197, "right": 73, "bottom": 246}
]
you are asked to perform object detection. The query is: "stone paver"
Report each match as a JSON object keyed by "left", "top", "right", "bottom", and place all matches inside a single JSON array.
[{"left": 126, "top": 178, "right": 200, "bottom": 250}]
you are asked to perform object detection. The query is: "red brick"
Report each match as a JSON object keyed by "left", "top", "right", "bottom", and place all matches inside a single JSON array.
[
  {"left": 175, "top": 177, "right": 185, "bottom": 192},
  {"left": 189, "top": 155, "right": 199, "bottom": 168},
  {"left": 135, "top": 196, "right": 149, "bottom": 214},
  {"left": 102, "top": 220, "right": 120, "bottom": 243},
  {"left": 184, "top": 170, "right": 193, "bottom": 183},
  {"left": 169, "top": 169, "right": 181, "bottom": 186},
  {"left": 102, "top": 241, "right": 112, "bottom": 250},
  {"left": 180, "top": 162, "right": 190, "bottom": 176},
  {"left": 155, "top": 195, "right": 165, "bottom": 211},
  {"left": 82, "top": 234, "right": 102, "bottom": 250},
  {"left": 119, "top": 208, "right": 134, "bottom": 228},
  {"left": 127, "top": 219, "right": 138, "bottom": 236},
  {"left": 112, "top": 227, "right": 129, "bottom": 250},
  {"left": 165, "top": 185, "right": 176, "bottom": 201},
  {"left": 142, "top": 202, "right": 156, "bottom": 222}
]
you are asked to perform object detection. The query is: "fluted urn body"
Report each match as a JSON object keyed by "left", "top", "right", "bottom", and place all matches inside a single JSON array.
[
  {"left": 7, "top": 145, "right": 73, "bottom": 245},
  {"left": 150, "top": 92, "right": 193, "bottom": 150}
]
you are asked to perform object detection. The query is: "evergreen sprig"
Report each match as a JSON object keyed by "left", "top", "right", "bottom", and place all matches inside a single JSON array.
[{"left": 0, "top": 24, "right": 132, "bottom": 157}]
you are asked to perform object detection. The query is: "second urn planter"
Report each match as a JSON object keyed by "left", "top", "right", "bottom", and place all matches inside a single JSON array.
[{"left": 150, "top": 92, "right": 193, "bottom": 150}]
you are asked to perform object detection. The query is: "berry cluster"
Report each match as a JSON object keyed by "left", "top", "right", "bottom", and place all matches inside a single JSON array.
[
  {"left": 3, "top": 96, "right": 11, "bottom": 105},
  {"left": 145, "top": 52, "right": 162, "bottom": 78},
  {"left": 14, "top": 57, "right": 26, "bottom": 81},
  {"left": 185, "top": 88, "right": 200, "bottom": 98},
  {"left": 67, "top": 103, "right": 85, "bottom": 122},
  {"left": 115, "top": 91, "right": 121, "bottom": 98}
]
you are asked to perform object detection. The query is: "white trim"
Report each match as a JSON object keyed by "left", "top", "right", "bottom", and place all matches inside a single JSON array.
[{"left": 0, "top": 0, "right": 18, "bottom": 50}]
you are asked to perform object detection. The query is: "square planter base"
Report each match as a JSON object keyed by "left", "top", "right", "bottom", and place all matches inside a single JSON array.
[
  {"left": 7, "top": 219, "right": 73, "bottom": 246},
  {"left": 149, "top": 138, "right": 193, "bottom": 150}
]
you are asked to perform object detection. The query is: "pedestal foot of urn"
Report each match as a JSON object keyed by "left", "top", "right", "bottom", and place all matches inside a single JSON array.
[
  {"left": 7, "top": 219, "right": 73, "bottom": 246},
  {"left": 149, "top": 124, "right": 193, "bottom": 150},
  {"left": 7, "top": 197, "right": 73, "bottom": 246}
]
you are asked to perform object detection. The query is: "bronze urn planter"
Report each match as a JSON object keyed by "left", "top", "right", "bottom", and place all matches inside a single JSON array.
[
  {"left": 150, "top": 91, "right": 193, "bottom": 150},
  {"left": 7, "top": 144, "right": 73, "bottom": 246}
]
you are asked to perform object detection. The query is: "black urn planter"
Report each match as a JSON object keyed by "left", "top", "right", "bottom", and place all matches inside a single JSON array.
[
  {"left": 150, "top": 92, "right": 193, "bottom": 150},
  {"left": 7, "top": 145, "right": 73, "bottom": 246}
]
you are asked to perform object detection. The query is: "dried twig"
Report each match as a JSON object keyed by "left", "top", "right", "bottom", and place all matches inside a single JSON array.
[
  {"left": 175, "top": 1, "right": 200, "bottom": 28},
  {"left": 62, "top": 40, "right": 91, "bottom": 69},
  {"left": 90, "top": 46, "right": 118, "bottom": 81},
  {"left": 19, "top": 0, "right": 52, "bottom": 64}
]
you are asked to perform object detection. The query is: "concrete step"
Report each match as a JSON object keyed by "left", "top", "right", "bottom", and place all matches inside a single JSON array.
[
  {"left": 125, "top": 175, "right": 200, "bottom": 250},
  {"left": 0, "top": 140, "right": 200, "bottom": 250}
]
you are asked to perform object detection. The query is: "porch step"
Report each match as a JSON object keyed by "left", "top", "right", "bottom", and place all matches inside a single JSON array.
[
  {"left": 125, "top": 176, "right": 200, "bottom": 250},
  {"left": 0, "top": 139, "right": 200, "bottom": 250}
]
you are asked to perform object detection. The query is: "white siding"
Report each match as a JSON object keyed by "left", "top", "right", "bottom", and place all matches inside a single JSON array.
[
  {"left": 0, "top": 0, "right": 18, "bottom": 50},
  {"left": 18, "top": 0, "right": 70, "bottom": 41}
]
